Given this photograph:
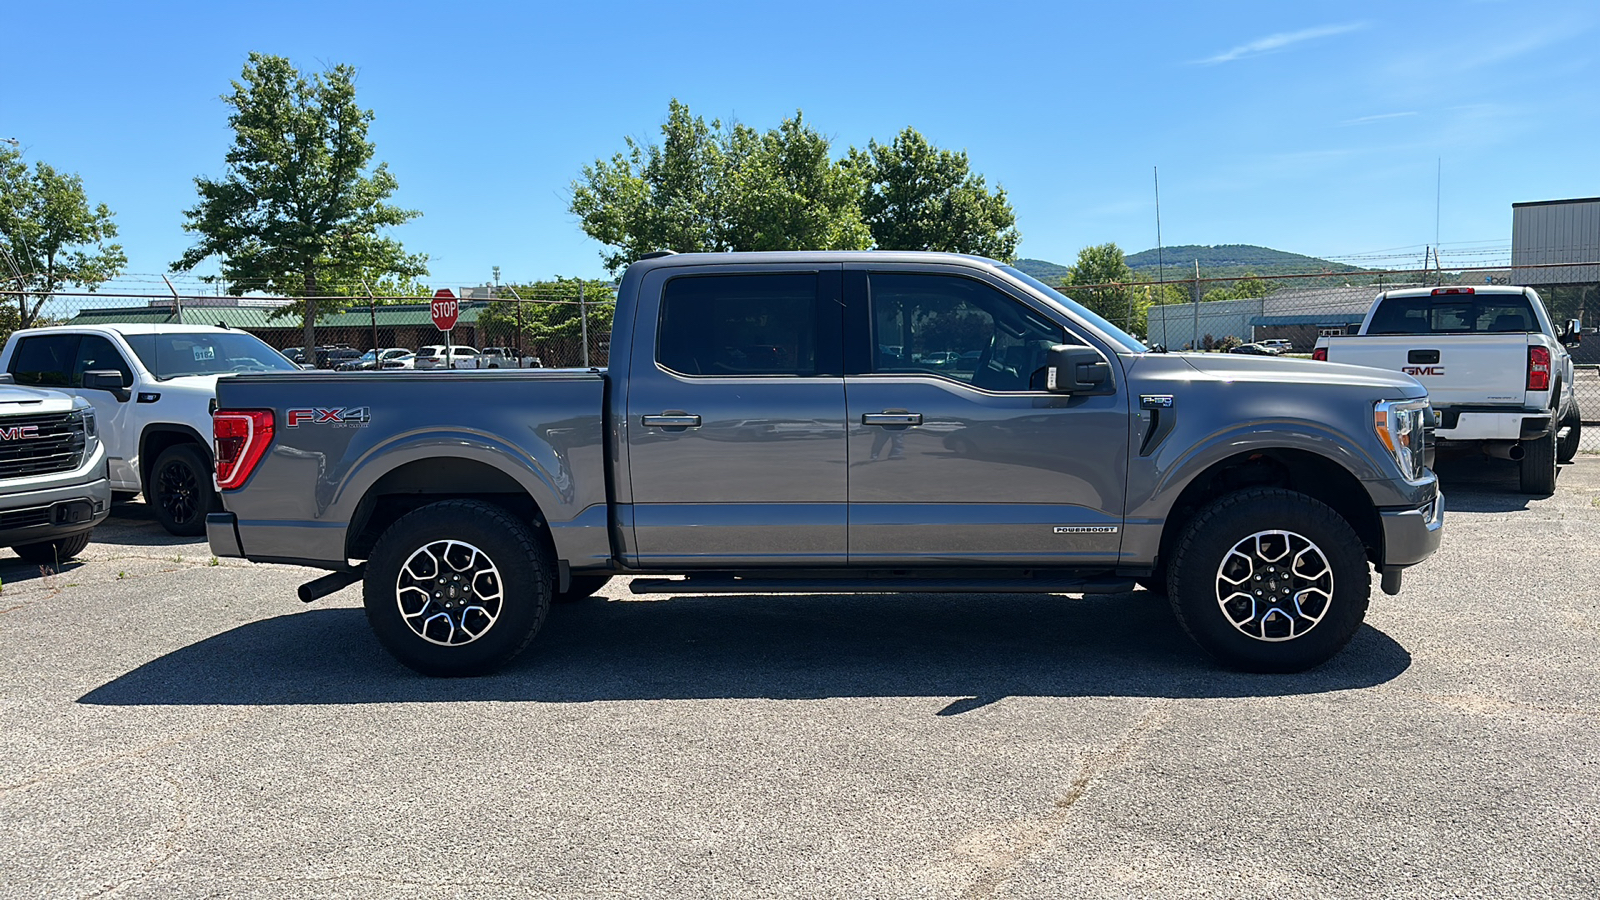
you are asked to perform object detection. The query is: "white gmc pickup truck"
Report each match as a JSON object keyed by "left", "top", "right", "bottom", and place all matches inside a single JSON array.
[{"left": 1315, "top": 285, "right": 1582, "bottom": 494}]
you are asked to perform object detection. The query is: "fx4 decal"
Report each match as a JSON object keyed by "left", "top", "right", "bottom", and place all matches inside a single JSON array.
[{"left": 286, "top": 407, "right": 372, "bottom": 428}]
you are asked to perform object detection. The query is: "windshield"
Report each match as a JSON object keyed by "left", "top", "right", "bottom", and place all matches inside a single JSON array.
[
  {"left": 123, "top": 332, "right": 300, "bottom": 379},
  {"left": 999, "top": 266, "right": 1149, "bottom": 353},
  {"left": 1367, "top": 294, "right": 1540, "bottom": 335}
]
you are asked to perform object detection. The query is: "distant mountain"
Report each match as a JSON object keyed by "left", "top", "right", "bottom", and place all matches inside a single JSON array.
[
  {"left": 1125, "top": 244, "right": 1366, "bottom": 277},
  {"left": 1014, "top": 244, "right": 1368, "bottom": 287}
]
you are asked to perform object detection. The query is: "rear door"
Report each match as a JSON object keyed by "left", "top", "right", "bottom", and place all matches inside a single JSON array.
[
  {"left": 842, "top": 264, "right": 1128, "bottom": 566},
  {"left": 624, "top": 264, "right": 847, "bottom": 566}
]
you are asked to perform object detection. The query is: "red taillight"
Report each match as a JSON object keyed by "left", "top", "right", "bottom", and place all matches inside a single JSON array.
[
  {"left": 1431, "top": 287, "right": 1475, "bottom": 295},
  {"left": 1312, "top": 347, "right": 1328, "bottom": 361},
  {"left": 1527, "top": 346, "right": 1551, "bottom": 392},
  {"left": 214, "top": 410, "right": 275, "bottom": 490}
]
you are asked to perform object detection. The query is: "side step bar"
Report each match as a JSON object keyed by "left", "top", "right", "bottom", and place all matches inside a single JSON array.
[{"left": 629, "top": 576, "right": 1135, "bottom": 595}]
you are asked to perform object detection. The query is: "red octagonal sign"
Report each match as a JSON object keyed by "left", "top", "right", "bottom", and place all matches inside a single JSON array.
[{"left": 430, "top": 288, "right": 459, "bottom": 332}]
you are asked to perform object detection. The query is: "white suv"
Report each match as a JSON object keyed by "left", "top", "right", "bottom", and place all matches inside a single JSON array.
[
  {"left": 413, "top": 345, "right": 480, "bottom": 370},
  {"left": 0, "top": 324, "right": 301, "bottom": 535}
]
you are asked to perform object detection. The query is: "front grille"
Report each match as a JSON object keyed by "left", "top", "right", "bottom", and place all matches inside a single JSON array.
[
  {"left": 0, "top": 411, "right": 86, "bottom": 479},
  {"left": 0, "top": 505, "right": 52, "bottom": 529}
]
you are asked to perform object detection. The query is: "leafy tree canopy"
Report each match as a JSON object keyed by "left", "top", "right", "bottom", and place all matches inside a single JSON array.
[
  {"left": 847, "top": 128, "right": 1019, "bottom": 261},
  {"left": 478, "top": 277, "right": 616, "bottom": 366},
  {"left": 0, "top": 145, "right": 127, "bottom": 337},
  {"left": 1064, "top": 242, "right": 1148, "bottom": 337},
  {"left": 571, "top": 101, "right": 1019, "bottom": 274},
  {"left": 172, "top": 53, "right": 427, "bottom": 348}
]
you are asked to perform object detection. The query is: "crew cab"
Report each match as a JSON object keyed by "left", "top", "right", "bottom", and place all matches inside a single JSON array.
[
  {"left": 1314, "top": 285, "right": 1581, "bottom": 494},
  {"left": 208, "top": 251, "right": 1444, "bottom": 677},
  {"left": 0, "top": 324, "right": 302, "bottom": 535}
]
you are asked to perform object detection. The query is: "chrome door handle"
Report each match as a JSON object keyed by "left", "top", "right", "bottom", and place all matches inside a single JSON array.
[
  {"left": 642, "top": 414, "right": 701, "bottom": 427},
  {"left": 862, "top": 413, "right": 922, "bottom": 426}
]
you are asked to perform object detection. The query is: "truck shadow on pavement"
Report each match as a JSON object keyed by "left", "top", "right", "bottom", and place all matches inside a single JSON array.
[
  {"left": 79, "top": 590, "right": 1411, "bottom": 710},
  {"left": 1431, "top": 453, "right": 1544, "bottom": 512}
]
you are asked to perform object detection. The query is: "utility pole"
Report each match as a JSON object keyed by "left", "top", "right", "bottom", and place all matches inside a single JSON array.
[
  {"left": 1192, "top": 259, "right": 1200, "bottom": 350},
  {"left": 362, "top": 279, "right": 379, "bottom": 356},
  {"left": 507, "top": 286, "right": 525, "bottom": 365},
  {"left": 579, "top": 282, "right": 590, "bottom": 368}
]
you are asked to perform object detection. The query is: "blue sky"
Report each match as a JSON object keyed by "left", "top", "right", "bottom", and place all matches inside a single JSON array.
[{"left": 4, "top": 0, "right": 1596, "bottom": 289}]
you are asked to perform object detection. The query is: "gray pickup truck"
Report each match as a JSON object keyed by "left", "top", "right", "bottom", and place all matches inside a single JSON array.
[{"left": 208, "top": 251, "right": 1443, "bottom": 676}]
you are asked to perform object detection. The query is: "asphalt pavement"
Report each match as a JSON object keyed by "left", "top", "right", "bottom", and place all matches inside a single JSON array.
[{"left": 1, "top": 458, "right": 1596, "bottom": 898}]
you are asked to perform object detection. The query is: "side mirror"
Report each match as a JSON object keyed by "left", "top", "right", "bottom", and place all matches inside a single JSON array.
[
  {"left": 1043, "top": 344, "right": 1112, "bottom": 394},
  {"left": 1562, "top": 319, "right": 1583, "bottom": 347},
  {"left": 82, "top": 370, "right": 131, "bottom": 402}
]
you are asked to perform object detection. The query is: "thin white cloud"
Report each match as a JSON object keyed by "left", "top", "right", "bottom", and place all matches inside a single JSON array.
[
  {"left": 1341, "top": 111, "right": 1418, "bottom": 126},
  {"left": 1197, "top": 23, "right": 1367, "bottom": 65}
]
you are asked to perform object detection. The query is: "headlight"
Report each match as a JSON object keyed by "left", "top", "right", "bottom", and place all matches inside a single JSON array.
[
  {"left": 82, "top": 408, "right": 97, "bottom": 439},
  {"left": 1374, "top": 398, "right": 1429, "bottom": 480}
]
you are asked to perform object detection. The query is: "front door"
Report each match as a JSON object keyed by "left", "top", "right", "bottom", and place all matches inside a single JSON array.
[
  {"left": 843, "top": 266, "right": 1128, "bottom": 566},
  {"left": 7, "top": 332, "right": 139, "bottom": 489},
  {"left": 624, "top": 265, "right": 847, "bottom": 566}
]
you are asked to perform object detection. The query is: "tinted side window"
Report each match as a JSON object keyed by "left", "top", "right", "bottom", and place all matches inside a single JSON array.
[
  {"left": 8, "top": 335, "right": 81, "bottom": 387},
  {"left": 658, "top": 274, "right": 818, "bottom": 376},
  {"left": 868, "top": 273, "right": 1064, "bottom": 392},
  {"left": 73, "top": 335, "right": 134, "bottom": 388}
]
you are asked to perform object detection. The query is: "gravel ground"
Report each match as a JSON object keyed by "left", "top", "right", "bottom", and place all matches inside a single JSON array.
[{"left": 1, "top": 458, "right": 1596, "bottom": 899}]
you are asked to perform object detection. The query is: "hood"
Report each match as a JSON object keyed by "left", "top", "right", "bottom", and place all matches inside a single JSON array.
[
  {"left": 1177, "top": 353, "right": 1426, "bottom": 397},
  {"left": 0, "top": 383, "right": 81, "bottom": 415}
]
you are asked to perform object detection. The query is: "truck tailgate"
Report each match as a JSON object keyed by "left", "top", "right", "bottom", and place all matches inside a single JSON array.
[{"left": 1325, "top": 334, "right": 1529, "bottom": 407}]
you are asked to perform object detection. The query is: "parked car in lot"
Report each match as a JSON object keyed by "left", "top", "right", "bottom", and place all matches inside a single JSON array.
[
  {"left": 337, "top": 348, "right": 413, "bottom": 371},
  {"left": 1314, "top": 285, "right": 1580, "bottom": 494},
  {"left": 1258, "top": 339, "right": 1294, "bottom": 353},
  {"left": 0, "top": 324, "right": 302, "bottom": 535},
  {"left": 209, "top": 250, "right": 1443, "bottom": 678},
  {"left": 0, "top": 375, "right": 110, "bottom": 564},
  {"left": 1230, "top": 342, "right": 1282, "bottom": 356},
  {"left": 413, "top": 345, "right": 481, "bottom": 369},
  {"left": 467, "top": 347, "right": 543, "bottom": 369}
]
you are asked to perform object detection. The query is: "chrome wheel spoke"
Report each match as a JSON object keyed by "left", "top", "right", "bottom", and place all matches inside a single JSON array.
[
  {"left": 395, "top": 539, "right": 505, "bottom": 647},
  {"left": 1215, "top": 530, "right": 1334, "bottom": 643}
]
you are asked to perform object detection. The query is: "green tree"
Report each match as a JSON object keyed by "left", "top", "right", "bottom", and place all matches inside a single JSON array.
[
  {"left": 1065, "top": 242, "right": 1148, "bottom": 335},
  {"left": 172, "top": 53, "right": 427, "bottom": 352},
  {"left": 477, "top": 277, "right": 617, "bottom": 366},
  {"left": 848, "top": 128, "right": 1019, "bottom": 260},
  {"left": 570, "top": 100, "right": 870, "bottom": 275},
  {"left": 0, "top": 145, "right": 127, "bottom": 337}
]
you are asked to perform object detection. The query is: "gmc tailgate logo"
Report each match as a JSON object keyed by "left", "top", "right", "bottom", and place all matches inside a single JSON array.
[{"left": 1402, "top": 366, "right": 1445, "bottom": 376}]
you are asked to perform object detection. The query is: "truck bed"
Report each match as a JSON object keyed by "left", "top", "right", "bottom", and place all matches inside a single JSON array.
[{"left": 212, "top": 369, "right": 610, "bottom": 569}]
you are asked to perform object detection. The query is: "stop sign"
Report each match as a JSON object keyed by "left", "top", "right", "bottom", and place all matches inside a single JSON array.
[{"left": 430, "top": 289, "right": 459, "bottom": 331}]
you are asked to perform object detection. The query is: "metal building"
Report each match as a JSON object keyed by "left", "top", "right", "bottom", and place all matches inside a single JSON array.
[{"left": 1512, "top": 197, "right": 1600, "bottom": 285}]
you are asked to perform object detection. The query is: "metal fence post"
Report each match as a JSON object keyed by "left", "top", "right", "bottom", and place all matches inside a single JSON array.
[{"left": 580, "top": 282, "right": 589, "bottom": 368}]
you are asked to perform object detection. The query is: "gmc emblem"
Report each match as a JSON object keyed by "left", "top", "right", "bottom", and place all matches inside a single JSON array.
[
  {"left": 1402, "top": 366, "right": 1446, "bottom": 376},
  {"left": 0, "top": 425, "right": 40, "bottom": 440}
]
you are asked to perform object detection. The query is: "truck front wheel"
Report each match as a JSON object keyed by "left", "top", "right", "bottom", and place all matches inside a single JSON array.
[
  {"left": 1165, "top": 489, "right": 1370, "bottom": 673},
  {"left": 1557, "top": 401, "right": 1582, "bottom": 465},
  {"left": 363, "top": 500, "right": 553, "bottom": 677},
  {"left": 150, "top": 444, "right": 217, "bottom": 536}
]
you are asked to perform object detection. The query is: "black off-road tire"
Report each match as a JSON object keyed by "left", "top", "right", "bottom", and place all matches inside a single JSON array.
[
  {"left": 1557, "top": 402, "right": 1582, "bottom": 464},
  {"left": 554, "top": 573, "right": 613, "bottom": 603},
  {"left": 150, "top": 444, "right": 217, "bottom": 536},
  {"left": 363, "top": 500, "right": 552, "bottom": 677},
  {"left": 1519, "top": 428, "right": 1559, "bottom": 495},
  {"left": 13, "top": 531, "right": 93, "bottom": 566},
  {"left": 1165, "top": 488, "right": 1370, "bottom": 673}
]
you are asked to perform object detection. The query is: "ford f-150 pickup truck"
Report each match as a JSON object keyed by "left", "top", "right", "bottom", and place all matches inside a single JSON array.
[
  {"left": 1314, "top": 285, "right": 1581, "bottom": 494},
  {"left": 208, "top": 251, "right": 1444, "bottom": 676}
]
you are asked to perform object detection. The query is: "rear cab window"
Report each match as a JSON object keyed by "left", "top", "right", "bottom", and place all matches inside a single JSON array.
[
  {"left": 1368, "top": 294, "right": 1540, "bottom": 335},
  {"left": 657, "top": 273, "right": 823, "bottom": 377}
]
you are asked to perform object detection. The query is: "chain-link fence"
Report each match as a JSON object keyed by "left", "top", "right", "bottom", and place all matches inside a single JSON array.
[{"left": 0, "top": 283, "right": 615, "bottom": 372}]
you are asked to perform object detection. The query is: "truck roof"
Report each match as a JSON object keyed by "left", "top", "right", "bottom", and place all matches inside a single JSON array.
[
  {"left": 1377, "top": 285, "right": 1533, "bottom": 300},
  {"left": 15, "top": 323, "right": 238, "bottom": 337},
  {"left": 625, "top": 250, "right": 1004, "bottom": 272}
]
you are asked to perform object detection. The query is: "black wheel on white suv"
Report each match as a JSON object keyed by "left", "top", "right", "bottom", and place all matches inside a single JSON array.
[
  {"left": 1165, "top": 488, "right": 1370, "bottom": 673},
  {"left": 363, "top": 500, "right": 552, "bottom": 676},
  {"left": 151, "top": 444, "right": 217, "bottom": 536}
]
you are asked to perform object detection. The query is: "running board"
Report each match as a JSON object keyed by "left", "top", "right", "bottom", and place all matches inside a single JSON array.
[{"left": 628, "top": 576, "right": 1135, "bottom": 595}]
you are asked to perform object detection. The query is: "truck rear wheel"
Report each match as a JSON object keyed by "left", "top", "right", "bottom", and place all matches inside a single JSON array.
[
  {"left": 1166, "top": 488, "right": 1370, "bottom": 673},
  {"left": 1519, "top": 428, "right": 1558, "bottom": 495},
  {"left": 363, "top": 500, "right": 552, "bottom": 677},
  {"left": 1557, "top": 402, "right": 1582, "bottom": 464}
]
